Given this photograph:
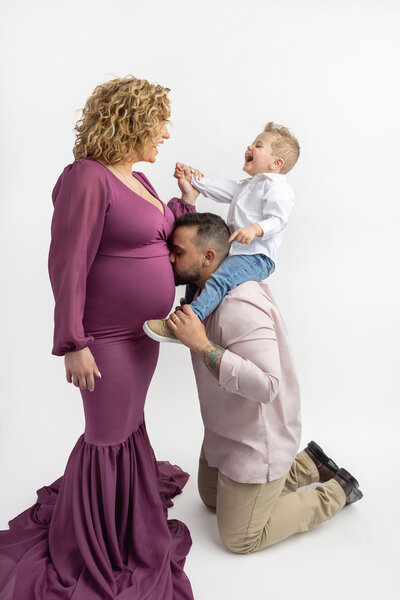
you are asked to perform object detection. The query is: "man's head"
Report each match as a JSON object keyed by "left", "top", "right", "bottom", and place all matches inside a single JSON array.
[
  {"left": 243, "top": 122, "right": 300, "bottom": 176},
  {"left": 170, "top": 213, "right": 231, "bottom": 288}
]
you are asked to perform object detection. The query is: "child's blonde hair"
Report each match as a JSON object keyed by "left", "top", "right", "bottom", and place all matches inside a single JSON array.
[{"left": 264, "top": 122, "right": 300, "bottom": 174}]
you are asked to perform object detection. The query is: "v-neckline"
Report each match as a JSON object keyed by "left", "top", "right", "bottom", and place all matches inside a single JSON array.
[{"left": 95, "top": 160, "right": 166, "bottom": 216}]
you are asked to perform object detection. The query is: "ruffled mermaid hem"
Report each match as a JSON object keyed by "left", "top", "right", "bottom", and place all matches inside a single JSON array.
[{"left": 0, "top": 423, "right": 193, "bottom": 600}]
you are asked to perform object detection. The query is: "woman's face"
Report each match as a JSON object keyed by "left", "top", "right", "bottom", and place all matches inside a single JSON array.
[{"left": 141, "top": 122, "right": 170, "bottom": 163}]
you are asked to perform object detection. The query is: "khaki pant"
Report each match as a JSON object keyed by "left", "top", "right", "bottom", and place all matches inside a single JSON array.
[{"left": 198, "top": 447, "right": 346, "bottom": 554}]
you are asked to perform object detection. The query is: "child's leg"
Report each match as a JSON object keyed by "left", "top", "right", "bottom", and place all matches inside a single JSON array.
[{"left": 190, "top": 254, "right": 274, "bottom": 321}]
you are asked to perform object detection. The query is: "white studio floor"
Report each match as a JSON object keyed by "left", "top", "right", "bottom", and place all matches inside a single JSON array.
[
  {"left": 1, "top": 1, "right": 400, "bottom": 598},
  {"left": 163, "top": 444, "right": 398, "bottom": 600},
  {"left": 145, "top": 351, "right": 400, "bottom": 600},
  {"left": 2, "top": 339, "right": 397, "bottom": 600}
]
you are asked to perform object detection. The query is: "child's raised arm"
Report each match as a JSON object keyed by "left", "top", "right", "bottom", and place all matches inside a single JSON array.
[
  {"left": 174, "top": 162, "right": 204, "bottom": 183},
  {"left": 175, "top": 163, "right": 239, "bottom": 205}
]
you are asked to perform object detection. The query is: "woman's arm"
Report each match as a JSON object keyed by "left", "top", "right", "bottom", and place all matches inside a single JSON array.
[
  {"left": 49, "top": 161, "right": 110, "bottom": 355},
  {"left": 48, "top": 160, "right": 109, "bottom": 389},
  {"left": 167, "top": 173, "right": 200, "bottom": 217}
]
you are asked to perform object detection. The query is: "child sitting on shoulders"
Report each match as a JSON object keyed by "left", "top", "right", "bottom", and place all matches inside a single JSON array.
[{"left": 144, "top": 121, "right": 300, "bottom": 343}]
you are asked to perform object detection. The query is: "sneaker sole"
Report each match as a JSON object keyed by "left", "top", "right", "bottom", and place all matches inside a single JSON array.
[{"left": 142, "top": 321, "right": 182, "bottom": 344}]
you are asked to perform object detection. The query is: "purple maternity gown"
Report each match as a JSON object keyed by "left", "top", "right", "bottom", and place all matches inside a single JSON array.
[{"left": 0, "top": 158, "right": 196, "bottom": 600}]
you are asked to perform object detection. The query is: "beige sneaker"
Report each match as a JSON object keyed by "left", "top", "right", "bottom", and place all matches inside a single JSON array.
[{"left": 143, "top": 319, "right": 182, "bottom": 344}]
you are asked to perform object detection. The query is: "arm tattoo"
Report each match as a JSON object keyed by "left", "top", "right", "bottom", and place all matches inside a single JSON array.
[{"left": 201, "top": 341, "right": 225, "bottom": 379}]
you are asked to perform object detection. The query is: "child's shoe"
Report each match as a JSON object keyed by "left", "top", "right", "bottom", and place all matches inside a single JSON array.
[{"left": 143, "top": 319, "right": 182, "bottom": 344}]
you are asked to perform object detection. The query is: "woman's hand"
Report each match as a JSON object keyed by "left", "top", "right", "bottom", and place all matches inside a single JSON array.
[
  {"left": 174, "top": 163, "right": 204, "bottom": 182},
  {"left": 174, "top": 162, "right": 200, "bottom": 205},
  {"left": 64, "top": 347, "right": 102, "bottom": 392},
  {"left": 167, "top": 304, "right": 209, "bottom": 352},
  {"left": 177, "top": 178, "right": 200, "bottom": 205}
]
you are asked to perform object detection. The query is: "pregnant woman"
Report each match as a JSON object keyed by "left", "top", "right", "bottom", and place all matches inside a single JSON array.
[{"left": 0, "top": 76, "right": 198, "bottom": 599}]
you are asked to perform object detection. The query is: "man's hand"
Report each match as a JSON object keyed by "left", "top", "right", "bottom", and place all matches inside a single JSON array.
[
  {"left": 228, "top": 223, "right": 263, "bottom": 245},
  {"left": 167, "top": 304, "right": 209, "bottom": 352},
  {"left": 167, "top": 304, "right": 225, "bottom": 379}
]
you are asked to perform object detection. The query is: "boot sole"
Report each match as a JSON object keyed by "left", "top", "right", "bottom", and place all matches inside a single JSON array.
[
  {"left": 307, "top": 442, "right": 361, "bottom": 489},
  {"left": 336, "top": 468, "right": 363, "bottom": 496},
  {"left": 336, "top": 468, "right": 363, "bottom": 503},
  {"left": 307, "top": 441, "right": 340, "bottom": 473}
]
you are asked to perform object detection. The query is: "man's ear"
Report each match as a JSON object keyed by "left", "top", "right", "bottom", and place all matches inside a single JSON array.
[{"left": 203, "top": 248, "right": 217, "bottom": 266}]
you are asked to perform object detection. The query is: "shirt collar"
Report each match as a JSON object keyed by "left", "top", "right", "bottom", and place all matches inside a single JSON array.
[
  {"left": 252, "top": 172, "right": 286, "bottom": 182},
  {"left": 239, "top": 172, "right": 287, "bottom": 184}
]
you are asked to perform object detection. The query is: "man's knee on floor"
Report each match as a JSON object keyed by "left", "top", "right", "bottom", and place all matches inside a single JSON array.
[
  {"left": 198, "top": 487, "right": 216, "bottom": 511},
  {"left": 200, "top": 496, "right": 216, "bottom": 511},
  {"left": 219, "top": 530, "right": 262, "bottom": 554}
]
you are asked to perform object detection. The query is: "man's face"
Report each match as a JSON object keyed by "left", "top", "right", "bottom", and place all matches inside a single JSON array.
[{"left": 169, "top": 226, "right": 203, "bottom": 285}]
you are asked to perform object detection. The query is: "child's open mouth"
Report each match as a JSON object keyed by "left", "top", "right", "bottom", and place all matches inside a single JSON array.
[{"left": 245, "top": 153, "right": 253, "bottom": 163}]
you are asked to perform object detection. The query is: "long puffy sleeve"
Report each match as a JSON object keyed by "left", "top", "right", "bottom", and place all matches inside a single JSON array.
[
  {"left": 48, "top": 160, "right": 110, "bottom": 356},
  {"left": 167, "top": 197, "right": 197, "bottom": 218}
]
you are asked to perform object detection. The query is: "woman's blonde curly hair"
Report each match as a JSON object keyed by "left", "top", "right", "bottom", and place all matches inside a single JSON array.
[{"left": 73, "top": 75, "right": 171, "bottom": 164}]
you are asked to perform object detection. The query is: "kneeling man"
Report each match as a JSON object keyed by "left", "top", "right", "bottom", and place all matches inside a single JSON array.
[{"left": 163, "top": 212, "right": 363, "bottom": 553}]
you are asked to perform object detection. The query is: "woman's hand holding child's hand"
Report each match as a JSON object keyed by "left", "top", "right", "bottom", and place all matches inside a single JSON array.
[
  {"left": 174, "top": 162, "right": 201, "bottom": 204},
  {"left": 174, "top": 163, "right": 204, "bottom": 183},
  {"left": 228, "top": 224, "right": 263, "bottom": 245},
  {"left": 173, "top": 164, "right": 262, "bottom": 245}
]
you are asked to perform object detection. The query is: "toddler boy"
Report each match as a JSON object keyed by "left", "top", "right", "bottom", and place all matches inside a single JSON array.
[{"left": 144, "top": 121, "right": 300, "bottom": 343}]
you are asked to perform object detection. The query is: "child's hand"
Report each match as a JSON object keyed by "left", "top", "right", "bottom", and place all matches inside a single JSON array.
[
  {"left": 174, "top": 162, "right": 189, "bottom": 181},
  {"left": 174, "top": 162, "right": 204, "bottom": 183},
  {"left": 174, "top": 167, "right": 200, "bottom": 203},
  {"left": 228, "top": 224, "right": 263, "bottom": 245}
]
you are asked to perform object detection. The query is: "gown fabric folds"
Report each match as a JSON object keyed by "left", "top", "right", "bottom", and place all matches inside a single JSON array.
[{"left": 0, "top": 158, "right": 196, "bottom": 599}]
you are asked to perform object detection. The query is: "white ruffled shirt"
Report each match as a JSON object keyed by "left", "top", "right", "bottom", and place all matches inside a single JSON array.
[{"left": 191, "top": 172, "right": 294, "bottom": 264}]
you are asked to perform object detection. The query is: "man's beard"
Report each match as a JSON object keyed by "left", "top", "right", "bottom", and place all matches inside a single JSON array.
[{"left": 173, "top": 266, "right": 201, "bottom": 286}]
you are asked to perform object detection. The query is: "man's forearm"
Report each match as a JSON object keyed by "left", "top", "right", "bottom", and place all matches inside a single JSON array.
[{"left": 198, "top": 340, "right": 225, "bottom": 379}]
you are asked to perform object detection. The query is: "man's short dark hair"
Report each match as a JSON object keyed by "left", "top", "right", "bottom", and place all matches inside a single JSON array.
[{"left": 174, "top": 212, "right": 231, "bottom": 258}]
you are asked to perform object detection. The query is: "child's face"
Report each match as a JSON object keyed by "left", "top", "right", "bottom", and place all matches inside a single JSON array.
[{"left": 243, "top": 132, "right": 281, "bottom": 176}]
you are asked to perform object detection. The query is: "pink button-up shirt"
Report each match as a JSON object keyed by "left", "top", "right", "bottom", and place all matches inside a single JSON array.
[{"left": 190, "top": 281, "right": 302, "bottom": 484}]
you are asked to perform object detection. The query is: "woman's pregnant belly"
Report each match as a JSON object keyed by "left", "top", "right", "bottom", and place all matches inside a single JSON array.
[{"left": 83, "top": 254, "right": 176, "bottom": 341}]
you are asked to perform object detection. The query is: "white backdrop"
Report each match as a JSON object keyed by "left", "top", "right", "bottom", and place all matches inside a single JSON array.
[{"left": 1, "top": 1, "right": 399, "bottom": 598}]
